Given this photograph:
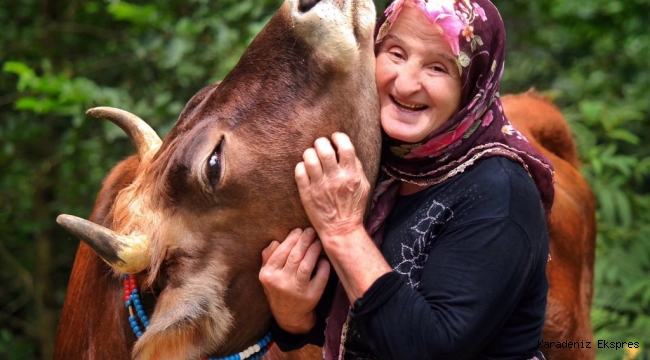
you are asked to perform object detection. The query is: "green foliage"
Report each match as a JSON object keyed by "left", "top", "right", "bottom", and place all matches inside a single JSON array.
[{"left": 1, "top": 0, "right": 649, "bottom": 359}]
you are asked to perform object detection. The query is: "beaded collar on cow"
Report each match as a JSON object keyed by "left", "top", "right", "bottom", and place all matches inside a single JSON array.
[{"left": 123, "top": 274, "right": 274, "bottom": 360}]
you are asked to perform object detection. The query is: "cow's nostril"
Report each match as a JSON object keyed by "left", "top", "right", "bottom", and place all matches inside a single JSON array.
[{"left": 298, "top": 0, "right": 320, "bottom": 13}]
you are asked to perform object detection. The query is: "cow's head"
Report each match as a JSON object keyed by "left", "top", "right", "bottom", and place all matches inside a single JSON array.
[{"left": 57, "top": 0, "right": 380, "bottom": 358}]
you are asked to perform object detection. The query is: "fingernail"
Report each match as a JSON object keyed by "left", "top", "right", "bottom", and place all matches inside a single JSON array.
[{"left": 305, "top": 227, "right": 315, "bottom": 236}]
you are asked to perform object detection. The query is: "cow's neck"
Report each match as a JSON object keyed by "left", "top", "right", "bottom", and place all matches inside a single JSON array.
[{"left": 123, "top": 274, "right": 273, "bottom": 359}]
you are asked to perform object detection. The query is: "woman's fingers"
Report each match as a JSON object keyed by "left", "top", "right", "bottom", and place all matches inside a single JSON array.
[
  {"left": 310, "top": 258, "right": 331, "bottom": 293},
  {"left": 287, "top": 228, "right": 317, "bottom": 271},
  {"left": 314, "top": 137, "right": 338, "bottom": 175},
  {"left": 261, "top": 240, "right": 280, "bottom": 267},
  {"left": 331, "top": 132, "right": 357, "bottom": 171},
  {"left": 295, "top": 237, "right": 323, "bottom": 284},
  {"left": 262, "top": 228, "right": 302, "bottom": 269},
  {"left": 302, "top": 147, "right": 323, "bottom": 182}
]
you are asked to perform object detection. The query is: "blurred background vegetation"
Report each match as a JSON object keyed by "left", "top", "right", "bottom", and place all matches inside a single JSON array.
[{"left": 1, "top": 0, "right": 648, "bottom": 359}]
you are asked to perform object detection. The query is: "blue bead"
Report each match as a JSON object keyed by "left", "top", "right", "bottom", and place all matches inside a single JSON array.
[
  {"left": 125, "top": 301, "right": 130, "bottom": 307},
  {"left": 134, "top": 299, "right": 141, "bottom": 306},
  {"left": 143, "top": 320, "right": 150, "bottom": 327},
  {"left": 130, "top": 320, "right": 138, "bottom": 327},
  {"left": 132, "top": 289, "right": 139, "bottom": 294},
  {"left": 128, "top": 316, "right": 136, "bottom": 322},
  {"left": 137, "top": 310, "right": 146, "bottom": 317},
  {"left": 136, "top": 331, "right": 143, "bottom": 338},
  {"left": 133, "top": 325, "right": 141, "bottom": 332}
]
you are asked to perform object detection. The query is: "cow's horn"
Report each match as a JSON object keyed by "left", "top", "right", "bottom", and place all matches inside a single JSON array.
[
  {"left": 57, "top": 214, "right": 150, "bottom": 274},
  {"left": 86, "top": 107, "right": 162, "bottom": 162}
]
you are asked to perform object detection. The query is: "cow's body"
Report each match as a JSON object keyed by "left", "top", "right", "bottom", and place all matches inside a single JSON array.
[{"left": 54, "top": 0, "right": 596, "bottom": 358}]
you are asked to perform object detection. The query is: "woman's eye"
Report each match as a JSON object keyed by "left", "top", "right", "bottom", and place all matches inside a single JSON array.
[
  {"left": 431, "top": 65, "right": 447, "bottom": 73},
  {"left": 385, "top": 46, "right": 405, "bottom": 60}
]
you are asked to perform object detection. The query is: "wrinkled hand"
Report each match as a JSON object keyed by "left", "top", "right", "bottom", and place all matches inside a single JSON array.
[
  {"left": 295, "top": 133, "right": 370, "bottom": 240},
  {"left": 259, "top": 228, "right": 330, "bottom": 334}
]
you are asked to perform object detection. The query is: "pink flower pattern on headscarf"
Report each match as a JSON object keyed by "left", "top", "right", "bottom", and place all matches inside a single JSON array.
[
  {"left": 416, "top": 0, "right": 466, "bottom": 55},
  {"left": 376, "top": 0, "right": 487, "bottom": 71}
]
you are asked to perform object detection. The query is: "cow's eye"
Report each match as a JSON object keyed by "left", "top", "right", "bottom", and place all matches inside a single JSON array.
[{"left": 206, "top": 141, "right": 223, "bottom": 185}]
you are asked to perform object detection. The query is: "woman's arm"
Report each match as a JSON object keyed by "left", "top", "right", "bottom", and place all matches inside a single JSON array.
[{"left": 350, "top": 217, "right": 540, "bottom": 360}]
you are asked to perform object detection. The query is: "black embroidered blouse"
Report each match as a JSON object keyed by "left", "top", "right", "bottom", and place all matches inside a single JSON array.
[{"left": 272, "top": 157, "right": 549, "bottom": 360}]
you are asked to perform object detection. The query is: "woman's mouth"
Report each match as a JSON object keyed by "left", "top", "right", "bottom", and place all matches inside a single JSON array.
[{"left": 391, "top": 96, "right": 428, "bottom": 111}]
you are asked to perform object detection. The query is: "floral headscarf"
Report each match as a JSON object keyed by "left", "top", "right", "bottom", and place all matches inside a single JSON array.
[
  {"left": 324, "top": 1, "right": 555, "bottom": 358},
  {"left": 370, "top": 0, "right": 555, "bottom": 228}
]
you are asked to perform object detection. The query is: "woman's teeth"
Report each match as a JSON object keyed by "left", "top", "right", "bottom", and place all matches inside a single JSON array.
[{"left": 393, "top": 96, "right": 427, "bottom": 110}]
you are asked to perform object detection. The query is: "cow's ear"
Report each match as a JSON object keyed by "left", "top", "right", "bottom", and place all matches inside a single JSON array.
[{"left": 176, "top": 81, "right": 222, "bottom": 126}]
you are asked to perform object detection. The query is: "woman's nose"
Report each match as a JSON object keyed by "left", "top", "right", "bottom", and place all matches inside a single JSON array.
[{"left": 393, "top": 62, "right": 422, "bottom": 96}]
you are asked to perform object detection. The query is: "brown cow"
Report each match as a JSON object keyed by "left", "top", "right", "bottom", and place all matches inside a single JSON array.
[
  {"left": 54, "top": 0, "right": 380, "bottom": 359},
  {"left": 503, "top": 90, "right": 596, "bottom": 360}
]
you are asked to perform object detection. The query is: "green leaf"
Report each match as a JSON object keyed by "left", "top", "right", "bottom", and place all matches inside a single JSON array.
[
  {"left": 612, "top": 190, "right": 632, "bottom": 227},
  {"left": 578, "top": 100, "right": 604, "bottom": 125},
  {"left": 3, "top": 61, "right": 36, "bottom": 91},
  {"left": 458, "top": 51, "right": 470, "bottom": 67},
  {"left": 608, "top": 129, "right": 639, "bottom": 144},
  {"left": 107, "top": 2, "right": 157, "bottom": 25}
]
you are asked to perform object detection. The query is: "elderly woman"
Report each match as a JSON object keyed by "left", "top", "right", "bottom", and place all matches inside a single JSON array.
[{"left": 259, "top": 0, "right": 554, "bottom": 359}]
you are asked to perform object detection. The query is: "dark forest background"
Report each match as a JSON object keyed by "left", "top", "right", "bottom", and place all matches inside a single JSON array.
[{"left": 1, "top": 0, "right": 649, "bottom": 359}]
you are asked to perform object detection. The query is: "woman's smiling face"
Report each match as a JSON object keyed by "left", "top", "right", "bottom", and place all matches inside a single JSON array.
[{"left": 376, "top": 3, "right": 462, "bottom": 143}]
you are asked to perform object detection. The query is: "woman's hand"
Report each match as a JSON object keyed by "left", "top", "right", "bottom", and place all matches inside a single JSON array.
[
  {"left": 295, "top": 133, "right": 371, "bottom": 239},
  {"left": 259, "top": 228, "right": 330, "bottom": 334},
  {"left": 295, "top": 132, "right": 391, "bottom": 302}
]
